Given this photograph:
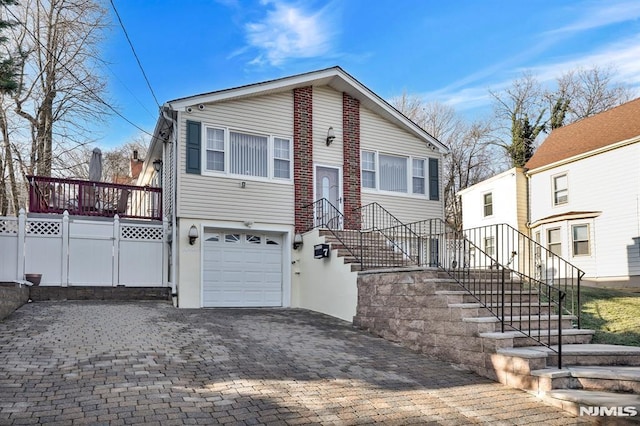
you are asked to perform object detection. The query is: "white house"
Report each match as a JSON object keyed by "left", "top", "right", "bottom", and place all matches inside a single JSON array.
[
  {"left": 461, "top": 97, "right": 640, "bottom": 288},
  {"left": 138, "top": 67, "right": 448, "bottom": 320}
]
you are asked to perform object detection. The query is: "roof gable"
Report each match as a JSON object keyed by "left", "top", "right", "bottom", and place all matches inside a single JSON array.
[
  {"left": 165, "top": 66, "right": 448, "bottom": 154},
  {"left": 524, "top": 97, "right": 640, "bottom": 170}
]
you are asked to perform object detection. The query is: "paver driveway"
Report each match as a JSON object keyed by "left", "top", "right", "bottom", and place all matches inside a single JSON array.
[{"left": 0, "top": 301, "right": 590, "bottom": 425}]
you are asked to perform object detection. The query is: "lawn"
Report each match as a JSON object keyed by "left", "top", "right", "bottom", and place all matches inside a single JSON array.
[{"left": 579, "top": 285, "right": 640, "bottom": 346}]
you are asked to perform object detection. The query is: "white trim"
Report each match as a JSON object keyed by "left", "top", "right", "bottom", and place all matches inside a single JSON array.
[
  {"left": 314, "top": 163, "right": 343, "bottom": 214},
  {"left": 197, "top": 220, "right": 292, "bottom": 308},
  {"left": 360, "top": 149, "right": 434, "bottom": 199}
]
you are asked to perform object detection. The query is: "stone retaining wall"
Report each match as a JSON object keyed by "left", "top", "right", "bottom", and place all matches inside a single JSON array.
[
  {"left": 353, "top": 268, "right": 508, "bottom": 380},
  {"left": 0, "top": 283, "right": 30, "bottom": 321}
]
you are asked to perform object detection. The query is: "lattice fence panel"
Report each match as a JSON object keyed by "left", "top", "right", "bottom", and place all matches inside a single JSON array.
[
  {"left": 26, "top": 220, "right": 61, "bottom": 236},
  {"left": 121, "top": 225, "right": 163, "bottom": 241},
  {"left": 0, "top": 219, "right": 18, "bottom": 234}
]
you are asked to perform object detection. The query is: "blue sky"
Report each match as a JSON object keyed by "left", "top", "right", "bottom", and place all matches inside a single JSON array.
[{"left": 100, "top": 0, "right": 640, "bottom": 148}]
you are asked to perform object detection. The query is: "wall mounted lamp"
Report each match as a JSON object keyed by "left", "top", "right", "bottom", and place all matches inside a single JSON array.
[
  {"left": 293, "top": 233, "right": 303, "bottom": 250},
  {"left": 153, "top": 159, "right": 163, "bottom": 172},
  {"left": 326, "top": 127, "right": 336, "bottom": 146},
  {"left": 188, "top": 225, "right": 199, "bottom": 245}
]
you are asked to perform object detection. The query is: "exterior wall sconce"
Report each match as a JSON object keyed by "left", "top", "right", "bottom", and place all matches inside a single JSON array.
[
  {"left": 293, "top": 233, "right": 303, "bottom": 250},
  {"left": 326, "top": 127, "right": 335, "bottom": 146},
  {"left": 188, "top": 225, "right": 199, "bottom": 245},
  {"left": 153, "top": 159, "right": 163, "bottom": 172}
]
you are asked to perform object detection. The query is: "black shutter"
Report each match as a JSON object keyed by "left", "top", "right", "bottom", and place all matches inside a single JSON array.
[
  {"left": 429, "top": 158, "right": 439, "bottom": 201},
  {"left": 186, "top": 120, "right": 201, "bottom": 174}
]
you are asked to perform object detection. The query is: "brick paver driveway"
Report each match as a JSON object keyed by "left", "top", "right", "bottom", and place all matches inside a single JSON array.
[{"left": 0, "top": 301, "right": 589, "bottom": 425}]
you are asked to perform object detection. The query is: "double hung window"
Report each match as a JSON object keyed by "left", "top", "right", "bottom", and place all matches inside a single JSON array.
[
  {"left": 361, "top": 150, "right": 435, "bottom": 198},
  {"left": 553, "top": 174, "right": 568, "bottom": 205}
]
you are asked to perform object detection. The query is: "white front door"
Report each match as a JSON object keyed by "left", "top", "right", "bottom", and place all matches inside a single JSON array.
[
  {"left": 315, "top": 166, "right": 342, "bottom": 228},
  {"left": 202, "top": 230, "right": 283, "bottom": 307}
]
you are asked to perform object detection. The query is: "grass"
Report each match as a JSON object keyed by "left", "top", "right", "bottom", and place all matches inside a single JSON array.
[{"left": 579, "top": 285, "right": 640, "bottom": 346}]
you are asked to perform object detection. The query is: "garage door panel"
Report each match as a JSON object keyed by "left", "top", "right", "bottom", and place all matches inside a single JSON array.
[{"left": 203, "top": 230, "right": 283, "bottom": 308}]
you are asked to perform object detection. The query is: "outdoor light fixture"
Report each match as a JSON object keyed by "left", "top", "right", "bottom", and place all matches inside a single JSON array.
[
  {"left": 326, "top": 127, "right": 336, "bottom": 146},
  {"left": 188, "top": 225, "right": 199, "bottom": 245},
  {"left": 153, "top": 159, "right": 163, "bottom": 172},
  {"left": 293, "top": 233, "right": 303, "bottom": 250}
]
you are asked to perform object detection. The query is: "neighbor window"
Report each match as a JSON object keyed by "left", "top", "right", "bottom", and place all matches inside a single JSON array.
[
  {"left": 553, "top": 174, "right": 568, "bottom": 205},
  {"left": 203, "top": 126, "right": 291, "bottom": 181},
  {"left": 484, "top": 237, "right": 495, "bottom": 256},
  {"left": 483, "top": 192, "right": 493, "bottom": 217},
  {"left": 547, "top": 228, "right": 561, "bottom": 256},
  {"left": 572, "top": 224, "right": 590, "bottom": 256}
]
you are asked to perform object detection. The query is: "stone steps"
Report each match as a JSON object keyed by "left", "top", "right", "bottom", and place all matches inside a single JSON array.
[
  {"left": 539, "top": 390, "right": 640, "bottom": 422},
  {"left": 532, "top": 366, "right": 640, "bottom": 394}
]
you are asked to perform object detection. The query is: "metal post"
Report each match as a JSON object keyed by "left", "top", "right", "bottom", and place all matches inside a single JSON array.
[{"left": 501, "top": 267, "right": 505, "bottom": 333}]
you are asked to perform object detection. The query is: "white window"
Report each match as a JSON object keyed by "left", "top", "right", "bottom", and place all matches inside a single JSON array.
[
  {"left": 362, "top": 151, "right": 376, "bottom": 189},
  {"left": 572, "top": 224, "right": 590, "bottom": 256},
  {"left": 553, "top": 174, "right": 568, "bottom": 205},
  {"left": 484, "top": 236, "right": 495, "bottom": 256},
  {"left": 273, "top": 138, "right": 290, "bottom": 179},
  {"left": 206, "top": 128, "right": 225, "bottom": 171},
  {"left": 483, "top": 192, "right": 493, "bottom": 217},
  {"left": 203, "top": 126, "right": 291, "bottom": 181},
  {"left": 362, "top": 151, "right": 434, "bottom": 197},
  {"left": 547, "top": 228, "right": 561, "bottom": 256},
  {"left": 380, "top": 154, "right": 407, "bottom": 192},
  {"left": 412, "top": 159, "right": 425, "bottom": 194}
]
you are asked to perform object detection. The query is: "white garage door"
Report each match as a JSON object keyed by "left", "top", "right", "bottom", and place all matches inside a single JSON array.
[{"left": 203, "top": 230, "right": 283, "bottom": 307}]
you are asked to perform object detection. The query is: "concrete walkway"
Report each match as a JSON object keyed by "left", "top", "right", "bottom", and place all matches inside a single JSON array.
[{"left": 0, "top": 301, "right": 591, "bottom": 425}]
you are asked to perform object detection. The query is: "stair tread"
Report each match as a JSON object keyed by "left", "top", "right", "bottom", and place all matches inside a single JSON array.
[
  {"left": 463, "top": 314, "right": 577, "bottom": 323},
  {"left": 436, "top": 290, "right": 538, "bottom": 295},
  {"left": 480, "top": 328, "right": 595, "bottom": 339},
  {"left": 498, "top": 344, "right": 640, "bottom": 358},
  {"left": 545, "top": 389, "right": 640, "bottom": 406},
  {"left": 532, "top": 366, "right": 640, "bottom": 381}
]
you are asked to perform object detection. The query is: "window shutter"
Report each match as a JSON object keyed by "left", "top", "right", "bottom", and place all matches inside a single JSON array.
[
  {"left": 186, "top": 120, "right": 201, "bottom": 174},
  {"left": 429, "top": 158, "right": 439, "bottom": 201}
]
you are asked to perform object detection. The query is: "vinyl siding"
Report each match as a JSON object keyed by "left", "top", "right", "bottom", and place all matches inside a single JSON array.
[
  {"left": 529, "top": 142, "right": 640, "bottom": 278},
  {"left": 176, "top": 92, "right": 295, "bottom": 225},
  {"left": 312, "top": 86, "right": 343, "bottom": 168},
  {"left": 360, "top": 106, "right": 443, "bottom": 223}
]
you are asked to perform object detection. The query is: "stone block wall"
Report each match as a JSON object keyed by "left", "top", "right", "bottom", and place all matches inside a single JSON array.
[
  {"left": 353, "top": 269, "right": 510, "bottom": 381},
  {"left": 0, "top": 283, "right": 30, "bottom": 321}
]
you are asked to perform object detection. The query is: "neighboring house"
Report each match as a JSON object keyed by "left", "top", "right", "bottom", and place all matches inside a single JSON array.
[
  {"left": 461, "top": 97, "right": 640, "bottom": 288},
  {"left": 138, "top": 67, "right": 448, "bottom": 320}
]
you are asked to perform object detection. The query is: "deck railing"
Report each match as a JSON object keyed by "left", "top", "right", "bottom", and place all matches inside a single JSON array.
[{"left": 27, "top": 175, "right": 162, "bottom": 221}]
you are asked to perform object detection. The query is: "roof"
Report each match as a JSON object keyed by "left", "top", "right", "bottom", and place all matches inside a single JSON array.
[
  {"left": 164, "top": 66, "right": 449, "bottom": 154},
  {"left": 524, "top": 97, "right": 640, "bottom": 171}
]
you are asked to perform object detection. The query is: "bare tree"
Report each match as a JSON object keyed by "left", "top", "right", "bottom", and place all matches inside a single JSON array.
[{"left": 0, "top": 0, "right": 109, "bottom": 214}]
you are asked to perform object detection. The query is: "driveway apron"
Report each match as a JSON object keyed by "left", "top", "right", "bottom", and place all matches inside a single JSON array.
[{"left": 0, "top": 301, "right": 590, "bottom": 425}]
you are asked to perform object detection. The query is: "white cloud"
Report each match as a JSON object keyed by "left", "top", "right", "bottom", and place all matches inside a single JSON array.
[
  {"left": 547, "top": 0, "right": 640, "bottom": 35},
  {"left": 244, "top": 1, "right": 337, "bottom": 66}
]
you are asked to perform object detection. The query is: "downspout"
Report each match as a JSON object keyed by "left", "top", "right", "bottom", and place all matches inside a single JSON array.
[{"left": 162, "top": 106, "right": 178, "bottom": 305}]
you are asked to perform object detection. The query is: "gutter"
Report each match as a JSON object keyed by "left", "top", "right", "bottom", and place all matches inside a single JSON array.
[{"left": 162, "top": 106, "right": 178, "bottom": 305}]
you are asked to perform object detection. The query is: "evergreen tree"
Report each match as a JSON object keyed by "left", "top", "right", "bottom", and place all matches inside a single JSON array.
[{"left": 0, "top": 0, "right": 18, "bottom": 93}]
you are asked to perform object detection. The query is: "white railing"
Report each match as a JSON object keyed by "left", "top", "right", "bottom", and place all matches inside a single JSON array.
[{"left": 0, "top": 210, "right": 167, "bottom": 287}]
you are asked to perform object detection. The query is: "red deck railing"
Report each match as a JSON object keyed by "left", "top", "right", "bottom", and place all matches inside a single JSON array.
[{"left": 27, "top": 175, "right": 162, "bottom": 221}]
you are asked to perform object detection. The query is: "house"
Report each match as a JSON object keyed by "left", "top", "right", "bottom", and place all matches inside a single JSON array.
[
  {"left": 138, "top": 67, "right": 448, "bottom": 320},
  {"left": 461, "top": 97, "right": 640, "bottom": 288}
]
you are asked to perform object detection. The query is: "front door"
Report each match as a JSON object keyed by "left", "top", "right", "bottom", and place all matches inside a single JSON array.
[{"left": 315, "top": 166, "right": 342, "bottom": 229}]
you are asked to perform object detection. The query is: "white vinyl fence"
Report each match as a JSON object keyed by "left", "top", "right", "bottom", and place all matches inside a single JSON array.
[{"left": 0, "top": 210, "right": 167, "bottom": 287}]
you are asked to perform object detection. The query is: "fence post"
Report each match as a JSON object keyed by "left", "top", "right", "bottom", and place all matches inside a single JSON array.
[
  {"left": 113, "top": 214, "right": 121, "bottom": 287},
  {"left": 61, "top": 211, "right": 69, "bottom": 286},
  {"left": 163, "top": 216, "right": 169, "bottom": 287},
  {"left": 17, "top": 209, "right": 26, "bottom": 281}
]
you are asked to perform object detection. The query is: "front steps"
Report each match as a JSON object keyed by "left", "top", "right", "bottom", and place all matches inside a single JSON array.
[{"left": 354, "top": 268, "right": 640, "bottom": 422}]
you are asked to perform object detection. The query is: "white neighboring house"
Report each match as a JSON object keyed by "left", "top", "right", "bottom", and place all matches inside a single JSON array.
[
  {"left": 137, "top": 67, "right": 448, "bottom": 321},
  {"left": 461, "top": 97, "right": 640, "bottom": 288}
]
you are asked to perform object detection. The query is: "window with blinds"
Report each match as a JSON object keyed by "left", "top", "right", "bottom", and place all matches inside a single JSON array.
[
  {"left": 361, "top": 150, "right": 436, "bottom": 198},
  {"left": 203, "top": 126, "right": 291, "bottom": 181}
]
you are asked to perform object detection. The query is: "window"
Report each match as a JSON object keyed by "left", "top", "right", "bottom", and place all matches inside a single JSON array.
[
  {"left": 202, "top": 125, "right": 291, "bottom": 181},
  {"left": 206, "top": 128, "right": 225, "bottom": 171},
  {"left": 361, "top": 151, "right": 437, "bottom": 197},
  {"left": 412, "top": 159, "right": 425, "bottom": 194},
  {"left": 553, "top": 174, "right": 568, "bottom": 205},
  {"left": 572, "top": 224, "right": 590, "bottom": 256},
  {"left": 483, "top": 192, "right": 493, "bottom": 217},
  {"left": 362, "top": 151, "right": 376, "bottom": 188},
  {"left": 547, "top": 228, "right": 561, "bottom": 256},
  {"left": 225, "top": 233, "right": 241, "bottom": 243},
  {"left": 379, "top": 154, "right": 407, "bottom": 192},
  {"left": 484, "top": 237, "right": 495, "bottom": 256},
  {"left": 273, "top": 138, "right": 290, "bottom": 179}
]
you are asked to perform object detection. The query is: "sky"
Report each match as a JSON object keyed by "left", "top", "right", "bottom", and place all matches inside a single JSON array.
[{"left": 99, "top": 0, "right": 640, "bottom": 149}]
